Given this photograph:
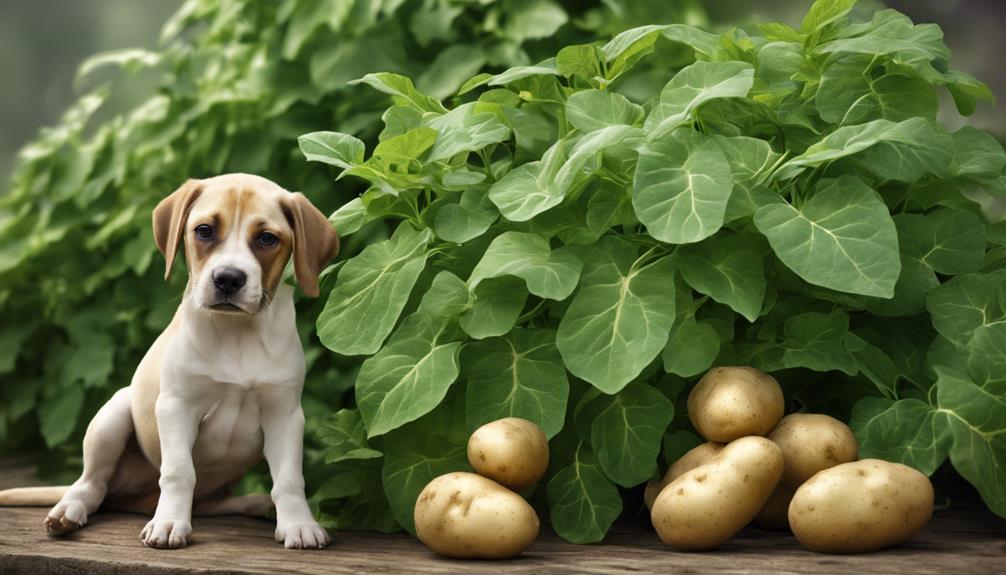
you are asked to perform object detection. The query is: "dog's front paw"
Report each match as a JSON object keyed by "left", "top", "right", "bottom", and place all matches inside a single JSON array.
[
  {"left": 44, "top": 500, "right": 88, "bottom": 536},
  {"left": 275, "top": 521, "right": 330, "bottom": 549},
  {"left": 141, "top": 518, "right": 192, "bottom": 549}
]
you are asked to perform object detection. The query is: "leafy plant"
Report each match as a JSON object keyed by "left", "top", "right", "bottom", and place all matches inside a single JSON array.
[
  {"left": 0, "top": 0, "right": 680, "bottom": 474},
  {"left": 304, "top": 0, "right": 1005, "bottom": 542}
]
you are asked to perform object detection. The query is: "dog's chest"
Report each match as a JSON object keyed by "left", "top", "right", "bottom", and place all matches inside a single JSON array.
[{"left": 192, "top": 386, "right": 264, "bottom": 470}]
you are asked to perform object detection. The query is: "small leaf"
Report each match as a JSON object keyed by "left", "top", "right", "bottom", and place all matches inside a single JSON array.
[
  {"left": 40, "top": 386, "right": 84, "bottom": 448},
  {"left": 547, "top": 444, "right": 622, "bottom": 543},
  {"left": 590, "top": 382, "right": 674, "bottom": 486},
  {"left": 318, "top": 409, "right": 384, "bottom": 464},
  {"left": 850, "top": 397, "right": 950, "bottom": 475},
  {"left": 565, "top": 90, "right": 644, "bottom": 133},
  {"left": 645, "top": 61, "right": 755, "bottom": 140},
  {"left": 299, "top": 132, "right": 365, "bottom": 170},
  {"left": 468, "top": 231, "right": 583, "bottom": 300},
  {"left": 673, "top": 231, "right": 768, "bottom": 322},
  {"left": 350, "top": 72, "right": 447, "bottom": 113}
]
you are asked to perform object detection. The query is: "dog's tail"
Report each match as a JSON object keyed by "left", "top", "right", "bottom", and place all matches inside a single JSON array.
[{"left": 0, "top": 486, "right": 68, "bottom": 506}]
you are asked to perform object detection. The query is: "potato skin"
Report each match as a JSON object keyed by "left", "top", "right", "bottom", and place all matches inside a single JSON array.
[
  {"left": 643, "top": 442, "right": 724, "bottom": 510},
  {"left": 769, "top": 413, "right": 858, "bottom": 488},
  {"left": 688, "top": 367, "right": 785, "bottom": 442},
  {"left": 651, "top": 436, "right": 784, "bottom": 550},
  {"left": 789, "top": 459, "right": 933, "bottom": 553},
  {"left": 467, "top": 418, "right": 549, "bottom": 491},
  {"left": 414, "top": 472, "right": 539, "bottom": 559}
]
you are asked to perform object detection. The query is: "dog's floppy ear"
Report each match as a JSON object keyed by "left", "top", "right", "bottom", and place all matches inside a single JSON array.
[
  {"left": 283, "top": 192, "right": 339, "bottom": 298},
  {"left": 153, "top": 179, "right": 202, "bottom": 281}
]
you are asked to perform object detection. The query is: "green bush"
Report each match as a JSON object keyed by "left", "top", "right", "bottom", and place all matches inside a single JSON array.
[
  {"left": 302, "top": 0, "right": 1006, "bottom": 542},
  {"left": 0, "top": 0, "right": 685, "bottom": 459}
]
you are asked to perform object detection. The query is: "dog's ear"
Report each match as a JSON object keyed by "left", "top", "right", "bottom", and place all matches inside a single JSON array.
[
  {"left": 153, "top": 179, "right": 202, "bottom": 281},
  {"left": 283, "top": 192, "right": 339, "bottom": 298}
]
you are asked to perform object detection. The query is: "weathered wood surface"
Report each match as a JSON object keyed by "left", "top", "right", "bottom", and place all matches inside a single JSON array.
[{"left": 1, "top": 463, "right": 1004, "bottom": 574}]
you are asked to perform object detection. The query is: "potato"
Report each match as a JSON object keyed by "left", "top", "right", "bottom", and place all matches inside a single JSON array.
[
  {"left": 467, "top": 417, "right": 549, "bottom": 491},
  {"left": 414, "top": 472, "right": 539, "bottom": 559},
  {"left": 651, "top": 436, "right": 784, "bottom": 550},
  {"left": 789, "top": 459, "right": 933, "bottom": 553},
  {"left": 643, "top": 442, "right": 724, "bottom": 509},
  {"left": 688, "top": 367, "right": 785, "bottom": 442},
  {"left": 768, "top": 413, "right": 858, "bottom": 488},
  {"left": 753, "top": 483, "right": 796, "bottom": 530}
]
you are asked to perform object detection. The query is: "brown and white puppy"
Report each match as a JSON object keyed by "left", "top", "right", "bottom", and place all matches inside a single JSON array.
[{"left": 0, "top": 174, "right": 338, "bottom": 549}]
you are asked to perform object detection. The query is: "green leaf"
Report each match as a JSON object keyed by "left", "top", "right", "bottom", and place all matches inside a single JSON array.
[
  {"left": 459, "top": 277, "right": 527, "bottom": 340},
  {"left": 318, "top": 409, "right": 384, "bottom": 464},
  {"left": 633, "top": 129, "right": 734, "bottom": 244},
  {"left": 462, "top": 328, "right": 569, "bottom": 439},
  {"left": 949, "top": 126, "right": 1006, "bottom": 181},
  {"left": 298, "top": 131, "right": 365, "bottom": 170},
  {"left": 329, "top": 198, "right": 367, "bottom": 236},
  {"left": 40, "top": 386, "right": 85, "bottom": 448},
  {"left": 350, "top": 72, "right": 447, "bottom": 113},
  {"left": 936, "top": 368, "right": 1006, "bottom": 516},
  {"left": 850, "top": 397, "right": 950, "bottom": 475},
  {"left": 501, "top": 0, "right": 568, "bottom": 41},
  {"left": 468, "top": 231, "right": 583, "bottom": 300},
  {"left": 817, "top": 56, "right": 937, "bottom": 125},
  {"left": 863, "top": 256, "right": 938, "bottom": 317},
  {"left": 556, "top": 44, "right": 603, "bottom": 80},
  {"left": 565, "top": 90, "right": 644, "bottom": 133},
  {"left": 488, "top": 139, "right": 568, "bottom": 221},
  {"left": 895, "top": 208, "right": 987, "bottom": 276},
  {"left": 645, "top": 61, "right": 755, "bottom": 140},
  {"left": 590, "top": 382, "right": 674, "bottom": 487},
  {"left": 355, "top": 272, "right": 469, "bottom": 437},
  {"left": 372, "top": 127, "right": 438, "bottom": 161},
  {"left": 802, "top": 0, "right": 858, "bottom": 32},
  {"left": 556, "top": 238, "right": 676, "bottom": 393},
  {"left": 714, "top": 135, "right": 784, "bottom": 223},
  {"left": 663, "top": 316, "right": 721, "bottom": 378},
  {"left": 741, "top": 310, "right": 858, "bottom": 375},
  {"left": 673, "top": 231, "right": 768, "bottom": 322},
  {"left": 547, "top": 444, "right": 623, "bottom": 543},
  {"left": 433, "top": 188, "right": 498, "bottom": 243},
  {"left": 755, "top": 176, "right": 900, "bottom": 297},
  {"left": 425, "top": 103, "right": 510, "bottom": 161},
  {"left": 317, "top": 223, "right": 433, "bottom": 356},
  {"left": 773, "top": 118, "right": 951, "bottom": 181},
  {"left": 381, "top": 396, "right": 470, "bottom": 533},
  {"left": 927, "top": 271, "right": 1006, "bottom": 348}
]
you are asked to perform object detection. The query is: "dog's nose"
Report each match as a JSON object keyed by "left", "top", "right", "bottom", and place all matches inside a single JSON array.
[{"left": 213, "top": 267, "right": 247, "bottom": 295}]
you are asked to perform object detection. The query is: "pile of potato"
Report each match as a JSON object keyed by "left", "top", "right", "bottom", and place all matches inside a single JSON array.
[
  {"left": 647, "top": 366, "right": 934, "bottom": 553},
  {"left": 413, "top": 417, "right": 547, "bottom": 559}
]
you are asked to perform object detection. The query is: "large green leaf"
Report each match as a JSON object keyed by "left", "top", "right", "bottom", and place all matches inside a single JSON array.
[
  {"left": 755, "top": 176, "right": 900, "bottom": 297},
  {"left": 715, "top": 135, "right": 784, "bottom": 222},
  {"left": 299, "top": 131, "right": 366, "bottom": 170},
  {"left": 425, "top": 103, "right": 510, "bottom": 161},
  {"left": 849, "top": 397, "right": 950, "bottom": 475},
  {"left": 468, "top": 231, "right": 583, "bottom": 300},
  {"left": 547, "top": 444, "right": 623, "bottom": 544},
  {"left": 355, "top": 272, "right": 468, "bottom": 437},
  {"left": 949, "top": 126, "right": 1006, "bottom": 181},
  {"left": 589, "top": 382, "right": 674, "bottom": 487},
  {"left": 556, "top": 238, "right": 676, "bottom": 393},
  {"left": 773, "top": 118, "right": 951, "bottom": 181},
  {"left": 565, "top": 90, "right": 644, "bottom": 133},
  {"left": 817, "top": 56, "right": 937, "bottom": 125},
  {"left": 317, "top": 223, "right": 433, "bottom": 356},
  {"left": 645, "top": 61, "right": 755, "bottom": 140},
  {"left": 927, "top": 271, "right": 1006, "bottom": 348},
  {"left": 894, "top": 208, "right": 986, "bottom": 276},
  {"left": 633, "top": 129, "right": 734, "bottom": 244},
  {"left": 462, "top": 328, "right": 569, "bottom": 438}
]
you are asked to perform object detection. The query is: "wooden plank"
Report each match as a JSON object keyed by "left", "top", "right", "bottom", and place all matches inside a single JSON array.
[{"left": 1, "top": 468, "right": 1004, "bottom": 574}]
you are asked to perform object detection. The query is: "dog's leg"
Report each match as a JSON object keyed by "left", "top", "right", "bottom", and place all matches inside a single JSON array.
[
  {"left": 44, "top": 387, "right": 133, "bottom": 536},
  {"left": 193, "top": 493, "right": 274, "bottom": 518},
  {"left": 260, "top": 388, "right": 330, "bottom": 550},
  {"left": 141, "top": 394, "right": 201, "bottom": 549}
]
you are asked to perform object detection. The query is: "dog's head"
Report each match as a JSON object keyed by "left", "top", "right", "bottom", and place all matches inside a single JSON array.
[{"left": 152, "top": 174, "right": 339, "bottom": 314}]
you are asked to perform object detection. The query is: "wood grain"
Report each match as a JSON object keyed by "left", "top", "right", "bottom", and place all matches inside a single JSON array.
[{"left": 1, "top": 466, "right": 1004, "bottom": 574}]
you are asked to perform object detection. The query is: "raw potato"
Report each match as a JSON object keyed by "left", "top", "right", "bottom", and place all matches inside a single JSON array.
[
  {"left": 643, "top": 442, "right": 724, "bottom": 509},
  {"left": 769, "top": 413, "right": 859, "bottom": 488},
  {"left": 754, "top": 482, "right": 796, "bottom": 530},
  {"left": 414, "top": 472, "right": 539, "bottom": 559},
  {"left": 467, "top": 417, "right": 549, "bottom": 491},
  {"left": 789, "top": 459, "right": 933, "bottom": 553},
  {"left": 688, "top": 367, "right": 785, "bottom": 442},
  {"left": 651, "top": 436, "right": 784, "bottom": 550}
]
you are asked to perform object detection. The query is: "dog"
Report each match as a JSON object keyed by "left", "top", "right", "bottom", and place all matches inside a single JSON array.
[{"left": 0, "top": 174, "right": 339, "bottom": 549}]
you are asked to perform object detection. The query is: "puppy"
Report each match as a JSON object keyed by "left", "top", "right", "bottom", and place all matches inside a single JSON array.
[{"left": 0, "top": 174, "right": 339, "bottom": 549}]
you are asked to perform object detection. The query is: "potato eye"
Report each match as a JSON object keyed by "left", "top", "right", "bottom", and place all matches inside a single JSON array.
[
  {"left": 194, "top": 224, "right": 214, "bottom": 241},
  {"left": 257, "top": 231, "right": 279, "bottom": 248}
]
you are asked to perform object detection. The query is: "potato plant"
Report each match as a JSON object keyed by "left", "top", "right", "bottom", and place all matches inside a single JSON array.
[{"left": 303, "top": 0, "right": 1006, "bottom": 543}]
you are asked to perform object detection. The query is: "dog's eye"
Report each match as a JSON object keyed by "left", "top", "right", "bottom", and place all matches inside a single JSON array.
[
  {"left": 257, "top": 232, "right": 279, "bottom": 248},
  {"left": 194, "top": 224, "right": 214, "bottom": 241}
]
